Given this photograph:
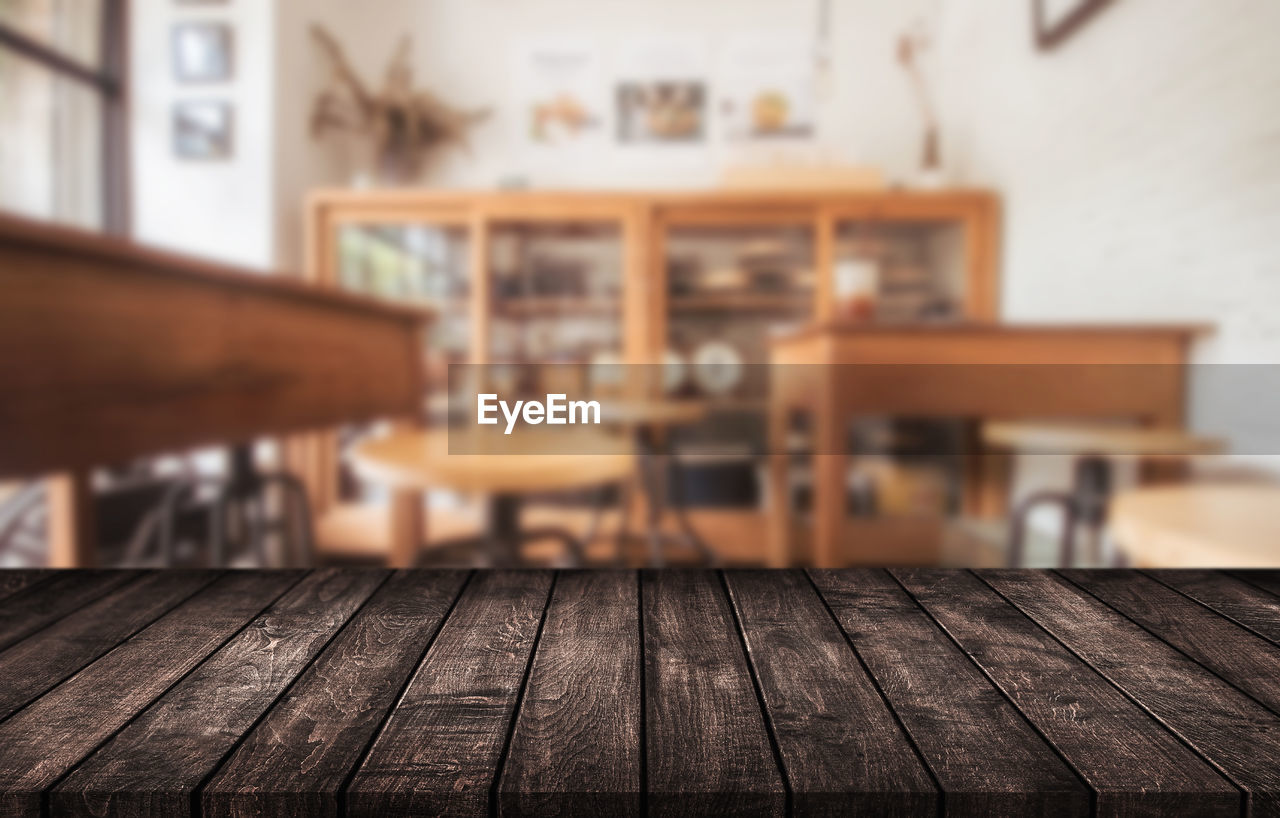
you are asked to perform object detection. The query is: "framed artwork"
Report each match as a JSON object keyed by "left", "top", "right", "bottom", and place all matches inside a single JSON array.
[
  {"left": 616, "top": 81, "right": 706, "bottom": 144},
  {"left": 1034, "top": 0, "right": 1114, "bottom": 51},
  {"left": 172, "top": 22, "right": 233, "bottom": 82},
  {"left": 173, "top": 101, "right": 233, "bottom": 159}
]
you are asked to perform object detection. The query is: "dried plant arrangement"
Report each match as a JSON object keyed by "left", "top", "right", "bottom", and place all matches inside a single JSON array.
[
  {"left": 896, "top": 19, "right": 942, "bottom": 185},
  {"left": 309, "top": 25, "right": 490, "bottom": 184}
]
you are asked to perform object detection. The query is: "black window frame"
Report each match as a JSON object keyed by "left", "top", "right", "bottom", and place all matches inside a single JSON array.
[{"left": 0, "top": 0, "right": 130, "bottom": 235}]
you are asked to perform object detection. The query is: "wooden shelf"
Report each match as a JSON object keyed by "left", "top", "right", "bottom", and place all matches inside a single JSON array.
[
  {"left": 671, "top": 291, "right": 814, "bottom": 313},
  {"left": 493, "top": 297, "right": 621, "bottom": 317}
]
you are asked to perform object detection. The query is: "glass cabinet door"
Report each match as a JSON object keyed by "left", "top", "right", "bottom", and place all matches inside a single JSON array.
[
  {"left": 330, "top": 221, "right": 472, "bottom": 504},
  {"left": 335, "top": 221, "right": 471, "bottom": 364},
  {"left": 832, "top": 218, "right": 967, "bottom": 324},
  {"left": 485, "top": 220, "right": 624, "bottom": 365},
  {"left": 661, "top": 220, "right": 817, "bottom": 509},
  {"left": 825, "top": 216, "right": 971, "bottom": 525}
]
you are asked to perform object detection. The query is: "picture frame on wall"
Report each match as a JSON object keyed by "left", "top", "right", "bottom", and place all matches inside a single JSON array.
[
  {"left": 173, "top": 101, "right": 233, "bottom": 159},
  {"left": 172, "top": 22, "right": 233, "bottom": 82},
  {"left": 1034, "top": 0, "right": 1114, "bottom": 51}
]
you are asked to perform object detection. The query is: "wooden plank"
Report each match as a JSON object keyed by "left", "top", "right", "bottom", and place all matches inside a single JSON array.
[
  {"left": 345, "top": 570, "right": 554, "bottom": 817},
  {"left": 724, "top": 570, "right": 936, "bottom": 817},
  {"left": 896, "top": 569, "right": 1239, "bottom": 817},
  {"left": 0, "top": 570, "right": 53, "bottom": 602},
  {"left": 0, "top": 213, "right": 427, "bottom": 479},
  {"left": 50, "top": 569, "right": 387, "bottom": 818},
  {"left": 979, "top": 569, "right": 1280, "bottom": 816},
  {"left": 498, "top": 570, "right": 642, "bottom": 818},
  {"left": 1230, "top": 570, "right": 1280, "bottom": 600},
  {"left": 1149, "top": 570, "right": 1280, "bottom": 645},
  {"left": 1064, "top": 570, "right": 1280, "bottom": 716},
  {"left": 199, "top": 570, "right": 468, "bottom": 818},
  {"left": 808, "top": 569, "right": 1084, "bottom": 817},
  {"left": 0, "top": 571, "right": 302, "bottom": 818},
  {"left": 0, "top": 569, "right": 138, "bottom": 652},
  {"left": 0, "top": 570, "right": 220, "bottom": 721},
  {"left": 642, "top": 571, "right": 784, "bottom": 818}
]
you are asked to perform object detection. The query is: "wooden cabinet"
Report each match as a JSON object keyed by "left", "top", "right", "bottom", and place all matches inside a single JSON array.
[{"left": 298, "top": 189, "right": 999, "bottom": 561}]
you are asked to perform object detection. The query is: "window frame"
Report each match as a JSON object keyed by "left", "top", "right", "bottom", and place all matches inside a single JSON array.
[{"left": 0, "top": 0, "right": 130, "bottom": 235}]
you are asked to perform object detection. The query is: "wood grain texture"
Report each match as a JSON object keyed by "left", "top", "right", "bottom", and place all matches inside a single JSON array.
[
  {"left": 896, "top": 569, "right": 1239, "bottom": 818},
  {"left": 498, "top": 570, "right": 641, "bottom": 818},
  {"left": 1066, "top": 569, "right": 1280, "bottom": 714},
  {"left": 0, "top": 570, "right": 52, "bottom": 602},
  {"left": 49, "top": 569, "right": 386, "bottom": 818},
  {"left": 809, "top": 569, "right": 1086, "bottom": 817},
  {"left": 1229, "top": 570, "right": 1280, "bottom": 603},
  {"left": 1148, "top": 571, "right": 1280, "bottom": 646},
  {"left": 200, "top": 570, "right": 469, "bottom": 818},
  {"left": 345, "top": 570, "right": 555, "bottom": 818},
  {"left": 725, "top": 570, "right": 937, "bottom": 817},
  {"left": 643, "top": 570, "right": 785, "bottom": 818},
  {"left": 0, "top": 570, "right": 219, "bottom": 721},
  {"left": 0, "top": 569, "right": 1275, "bottom": 814},
  {"left": 0, "top": 570, "right": 139, "bottom": 652},
  {"left": 979, "top": 569, "right": 1280, "bottom": 817},
  {"left": 0, "top": 571, "right": 303, "bottom": 818}
]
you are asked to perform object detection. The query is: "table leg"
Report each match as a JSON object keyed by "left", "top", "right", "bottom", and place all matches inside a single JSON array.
[
  {"left": 388, "top": 489, "right": 423, "bottom": 569},
  {"left": 633, "top": 428, "right": 717, "bottom": 566},
  {"left": 767, "top": 401, "right": 793, "bottom": 568},
  {"left": 486, "top": 494, "right": 522, "bottom": 566},
  {"left": 813, "top": 399, "right": 845, "bottom": 569},
  {"left": 47, "top": 471, "right": 96, "bottom": 568}
]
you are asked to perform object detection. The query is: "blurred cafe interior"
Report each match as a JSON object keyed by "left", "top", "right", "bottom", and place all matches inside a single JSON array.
[{"left": 2, "top": 0, "right": 1279, "bottom": 571}]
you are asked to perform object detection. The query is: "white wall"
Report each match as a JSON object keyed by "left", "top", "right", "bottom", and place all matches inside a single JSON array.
[
  {"left": 271, "top": 0, "right": 940, "bottom": 268},
  {"left": 130, "top": 0, "right": 276, "bottom": 269},
  {"left": 935, "top": 0, "right": 1280, "bottom": 483},
  {"left": 937, "top": 0, "right": 1280, "bottom": 367}
]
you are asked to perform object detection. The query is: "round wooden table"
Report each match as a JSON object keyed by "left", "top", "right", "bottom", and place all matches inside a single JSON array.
[
  {"left": 351, "top": 428, "right": 634, "bottom": 567},
  {"left": 983, "top": 422, "right": 1224, "bottom": 458},
  {"left": 1111, "top": 484, "right": 1280, "bottom": 567}
]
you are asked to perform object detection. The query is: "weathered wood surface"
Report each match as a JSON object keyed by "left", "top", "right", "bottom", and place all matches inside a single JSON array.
[
  {"left": 498, "top": 570, "right": 642, "bottom": 818},
  {"left": 896, "top": 569, "right": 1239, "bottom": 818},
  {"left": 0, "top": 569, "right": 1275, "bottom": 816},
  {"left": 346, "top": 570, "right": 554, "bottom": 817},
  {"left": 202, "top": 570, "right": 468, "bottom": 818},
  {"left": 643, "top": 570, "right": 785, "bottom": 818},
  {"left": 809, "top": 568, "right": 1086, "bottom": 817},
  {"left": 0, "top": 570, "right": 219, "bottom": 721},
  {"left": 726, "top": 570, "right": 936, "bottom": 817}
]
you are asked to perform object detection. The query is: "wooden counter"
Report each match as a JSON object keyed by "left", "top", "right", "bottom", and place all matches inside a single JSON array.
[
  {"left": 769, "top": 323, "right": 1207, "bottom": 567},
  {"left": 0, "top": 214, "right": 431, "bottom": 565}
]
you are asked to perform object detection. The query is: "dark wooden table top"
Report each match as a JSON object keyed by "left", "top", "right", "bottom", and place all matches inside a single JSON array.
[{"left": 0, "top": 568, "right": 1278, "bottom": 817}]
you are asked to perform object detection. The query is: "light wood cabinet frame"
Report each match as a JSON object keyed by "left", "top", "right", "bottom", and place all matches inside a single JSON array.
[{"left": 295, "top": 188, "right": 1001, "bottom": 555}]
